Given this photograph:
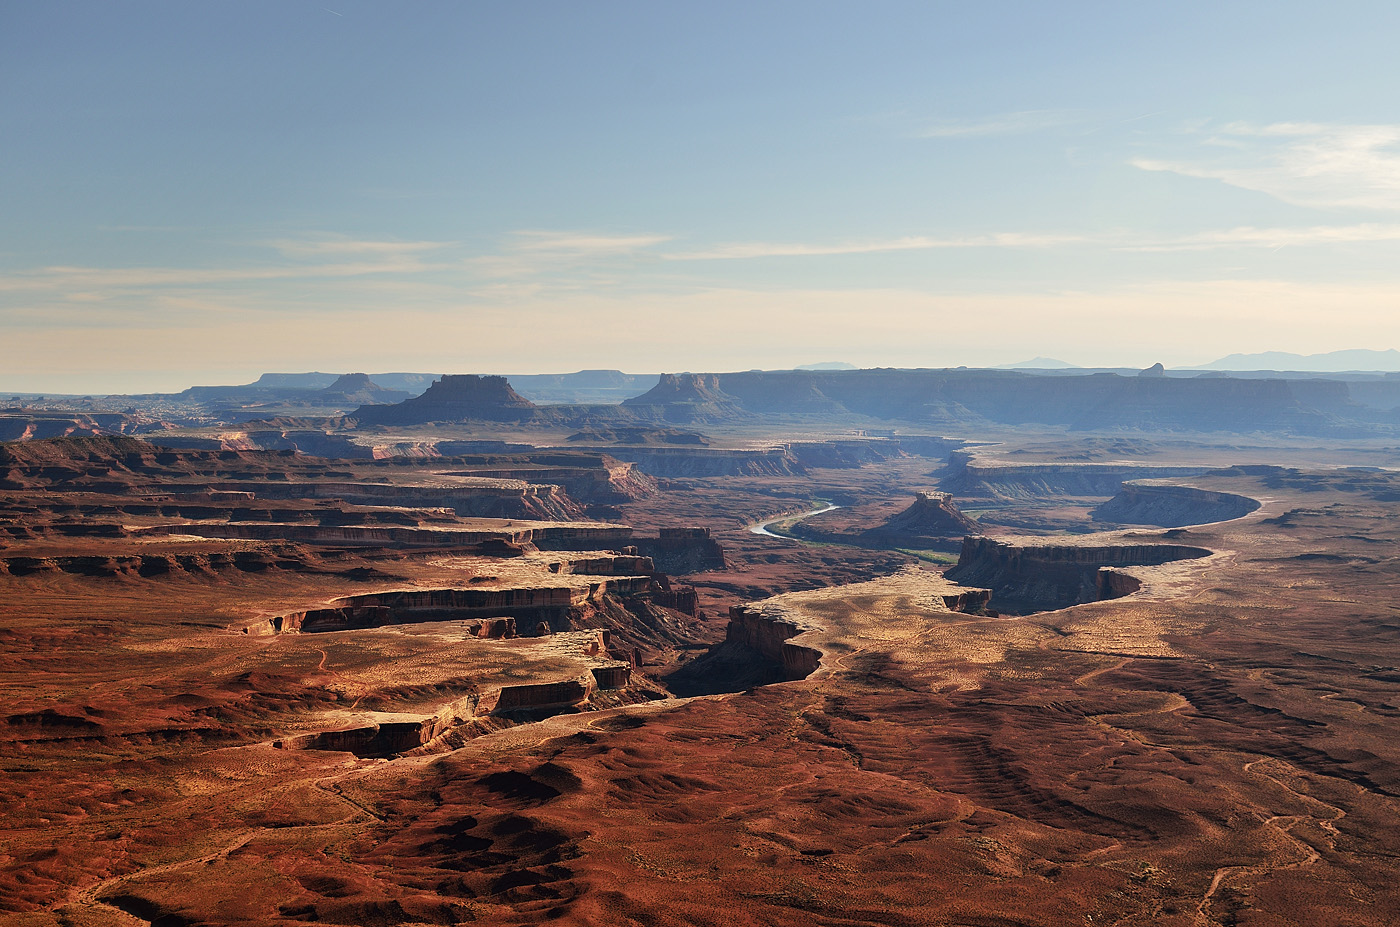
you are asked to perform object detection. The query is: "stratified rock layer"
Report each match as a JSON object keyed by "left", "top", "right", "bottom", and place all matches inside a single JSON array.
[
  {"left": 946, "top": 536, "right": 1212, "bottom": 613},
  {"left": 1093, "top": 480, "right": 1260, "bottom": 527}
]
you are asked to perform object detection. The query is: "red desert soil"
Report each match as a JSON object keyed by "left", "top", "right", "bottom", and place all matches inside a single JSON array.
[{"left": 3, "top": 438, "right": 1400, "bottom": 926}]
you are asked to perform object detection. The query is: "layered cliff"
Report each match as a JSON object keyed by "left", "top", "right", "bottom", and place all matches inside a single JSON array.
[
  {"left": 1092, "top": 481, "right": 1261, "bottom": 527},
  {"left": 437, "top": 453, "right": 656, "bottom": 504},
  {"left": 632, "top": 527, "right": 727, "bottom": 574},
  {"left": 577, "top": 445, "right": 799, "bottom": 477},
  {"left": 617, "top": 368, "right": 1395, "bottom": 435},
  {"left": 277, "top": 586, "right": 578, "bottom": 632},
  {"left": 0, "top": 410, "right": 142, "bottom": 442},
  {"left": 942, "top": 455, "right": 1209, "bottom": 500},
  {"left": 620, "top": 373, "right": 747, "bottom": 423},
  {"left": 724, "top": 605, "right": 822, "bottom": 682},
  {"left": 946, "top": 536, "right": 1212, "bottom": 613},
  {"left": 251, "top": 479, "right": 584, "bottom": 520}
]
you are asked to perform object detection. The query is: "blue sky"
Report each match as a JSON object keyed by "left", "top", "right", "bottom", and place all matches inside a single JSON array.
[{"left": 4, "top": 1, "right": 1400, "bottom": 391}]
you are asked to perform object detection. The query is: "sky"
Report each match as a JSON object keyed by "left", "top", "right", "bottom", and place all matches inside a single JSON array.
[{"left": 4, "top": 1, "right": 1400, "bottom": 392}]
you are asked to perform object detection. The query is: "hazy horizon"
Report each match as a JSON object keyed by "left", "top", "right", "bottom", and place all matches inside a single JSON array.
[{"left": 6, "top": 2, "right": 1400, "bottom": 392}]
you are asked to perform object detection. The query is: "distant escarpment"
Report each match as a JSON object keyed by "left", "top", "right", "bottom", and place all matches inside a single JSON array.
[
  {"left": 946, "top": 536, "right": 1212, "bottom": 614},
  {"left": 351, "top": 375, "right": 538, "bottom": 424},
  {"left": 590, "top": 445, "right": 799, "bottom": 478},
  {"left": 621, "top": 373, "right": 748, "bottom": 423},
  {"left": 0, "top": 435, "right": 339, "bottom": 491},
  {"left": 573, "top": 436, "right": 940, "bottom": 479},
  {"left": 617, "top": 368, "right": 1397, "bottom": 434},
  {"left": 1093, "top": 481, "right": 1260, "bottom": 527},
  {"left": 0, "top": 410, "right": 145, "bottom": 442},
  {"left": 435, "top": 452, "right": 656, "bottom": 506},
  {"left": 942, "top": 454, "right": 1210, "bottom": 500},
  {"left": 338, "top": 365, "right": 1388, "bottom": 436},
  {"left": 250, "top": 479, "right": 584, "bottom": 520}
]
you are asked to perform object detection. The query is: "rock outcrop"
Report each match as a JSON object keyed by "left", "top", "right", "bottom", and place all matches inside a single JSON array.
[
  {"left": 0, "top": 410, "right": 142, "bottom": 442},
  {"left": 585, "top": 445, "right": 798, "bottom": 477},
  {"left": 620, "top": 373, "right": 747, "bottom": 423},
  {"left": 632, "top": 527, "right": 727, "bottom": 574},
  {"left": 493, "top": 676, "right": 592, "bottom": 714},
  {"left": 946, "top": 536, "right": 1212, "bottom": 613},
  {"left": 277, "top": 587, "right": 577, "bottom": 633},
  {"left": 724, "top": 605, "right": 822, "bottom": 682},
  {"left": 312, "top": 373, "right": 410, "bottom": 406},
  {"left": 942, "top": 455, "right": 1210, "bottom": 500},
  {"left": 279, "top": 718, "right": 435, "bottom": 758},
  {"left": 1092, "top": 481, "right": 1261, "bottom": 527},
  {"left": 436, "top": 453, "right": 657, "bottom": 505},
  {"left": 252, "top": 479, "right": 584, "bottom": 520},
  {"left": 864, "top": 491, "right": 978, "bottom": 546},
  {"left": 351, "top": 375, "right": 538, "bottom": 425}
]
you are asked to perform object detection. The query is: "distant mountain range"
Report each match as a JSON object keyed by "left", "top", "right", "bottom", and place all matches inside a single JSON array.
[{"left": 1193, "top": 349, "right": 1400, "bottom": 372}]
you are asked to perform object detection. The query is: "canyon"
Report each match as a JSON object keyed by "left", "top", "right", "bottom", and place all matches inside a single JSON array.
[{"left": 4, "top": 370, "right": 1400, "bottom": 926}]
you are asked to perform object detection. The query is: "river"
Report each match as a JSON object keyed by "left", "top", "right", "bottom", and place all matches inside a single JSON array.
[{"left": 747, "top": 503, "right": 841, "bottom": 538}]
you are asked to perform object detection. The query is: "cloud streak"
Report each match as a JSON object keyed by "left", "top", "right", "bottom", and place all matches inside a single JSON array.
[
  {"left": 665, "top": 233, "right": 1085, "bottom": 261},
  {"left": 506, "top": 230, "right": 673, "bottom": 254},
  {"left": 1133, "top": 122, "right": 1400, "bottom": 210},
  {"left": 0, "top": 256, "right": 438, "bottom": 294},
  {"left": 269, "top": 236, "right": 453, "bottom": 257},
  {"left": 1123, "top": 223, "right": 1400, "bottom": 251}
]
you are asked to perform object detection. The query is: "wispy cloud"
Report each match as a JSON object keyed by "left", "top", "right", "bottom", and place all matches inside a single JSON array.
[
  {"left": 0, "top": 255, "right": 440, "bottom": 295},
  {"left": 507, "top": 230, "right": 672, "bottom": 254},
  {"left": 0, "top": 261, "right": 431, "bottom": 294},
  {"left": 918, "top": 109, "right": 1080, "bottom": 139},
  {"left": 0, "top": 234, "right": 455, "bottom": 296},
  {"left": 1124, "top": 223, "right": 1400, "bottom": 251},
  {"left": 466, "top": 230, "right": 672, "bottom": 279},
  {"left": 1133, "top": 122, "right": 1400, "bottom": 210},
  {"left": 269, "top": 236, "right": 453, "bottom": 257},
  {"left": 665, "top": 232, "right": 1085, "bottom": 261}
]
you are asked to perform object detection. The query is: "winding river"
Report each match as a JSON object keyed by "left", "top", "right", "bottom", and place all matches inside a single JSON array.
[{"left": 747, "top": 503, "right": 841, "bottom": 538}]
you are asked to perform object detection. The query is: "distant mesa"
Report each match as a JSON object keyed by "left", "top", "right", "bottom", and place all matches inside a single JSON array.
[
  {"left": 621, "top": 373, "right": 746, "bottom": 423},
  {"left": 795, "top": 361, "right": 857, "bottom": 370},
  {"left": 350, "top": 374, "right": 538, "bottom": 425},
  {"left": 249, "top": 372, "right": 341, "bottom": 389},
  {"left": 1138, "top": 362, "right": 1166, "bottom": 378},
  {"left": 313, "top": 373, "right": 410, "bottom": 405}
]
